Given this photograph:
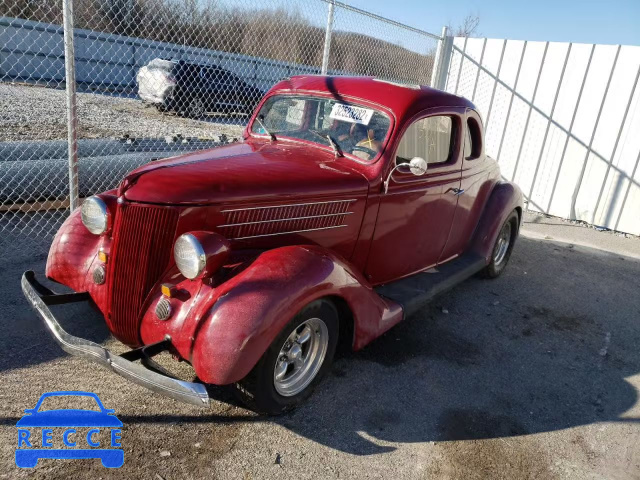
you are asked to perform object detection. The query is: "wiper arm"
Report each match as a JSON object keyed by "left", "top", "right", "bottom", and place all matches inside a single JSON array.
[
  {"left": 307, "top": 129, "right": 343, "bottom": 158},
  {"left": 255, "top": 115, "right": 276, "bottom": 141},
  {"left": 325, "top": 134, "right": 343, "bottom": 158}
]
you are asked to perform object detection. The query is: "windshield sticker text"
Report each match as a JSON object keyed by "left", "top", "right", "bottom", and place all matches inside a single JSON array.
[{"left": 329, "top": 104, "right": 373, "bottom": 125}]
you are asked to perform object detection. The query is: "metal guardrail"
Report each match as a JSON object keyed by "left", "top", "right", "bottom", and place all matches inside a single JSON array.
[{"left": 0, "top": 136, "right": 229, "bottom": 205}]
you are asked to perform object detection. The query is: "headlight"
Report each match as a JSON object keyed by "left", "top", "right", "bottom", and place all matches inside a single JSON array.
[
  {"left": 81, "top": 196, "right": 109, "bottom": 235},
  {"left": 174, "top": 233, "right": 206, "bottom": 279},
  {"left": 173, "top": 232, "right": 230, "bottom": 280}
]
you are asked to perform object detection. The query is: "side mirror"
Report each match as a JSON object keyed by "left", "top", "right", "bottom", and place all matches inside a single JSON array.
[
  {"left": 383, "top": 157, "right": 428, "bottom": 193},
  {"left": 408, "top": 157, "right": 428, "bottom": 176}
]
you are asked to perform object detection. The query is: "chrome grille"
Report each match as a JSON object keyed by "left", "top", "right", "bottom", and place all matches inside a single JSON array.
[{"left": 107, "top": 203, "right": 179, "bottom": 345}]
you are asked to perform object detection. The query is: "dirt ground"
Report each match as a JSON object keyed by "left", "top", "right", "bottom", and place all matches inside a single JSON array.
[
  {"left": 0, "top": 83, "right": 245, "bottom": 142},
  {"left": 0, "top": 213, "right": 639, "bottom": 479}
]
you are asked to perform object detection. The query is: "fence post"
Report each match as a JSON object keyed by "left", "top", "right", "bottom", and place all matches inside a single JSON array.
[
  {"left": 430, "top": 26, "right": 453, "bottom": 91},
  {"left": 62, "top": 0, "right": 79, "bottom": 212},
  {"left": 321, "top": 0, "right": 335, "bottom": 75}
]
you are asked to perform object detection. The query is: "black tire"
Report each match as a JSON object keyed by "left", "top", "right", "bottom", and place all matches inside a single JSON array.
[
  {"left": 480, "top": 210, "right": 519, "bottom": 279},
  {"left": 233, "top": 298, "right": 339, "bottom": 415}
]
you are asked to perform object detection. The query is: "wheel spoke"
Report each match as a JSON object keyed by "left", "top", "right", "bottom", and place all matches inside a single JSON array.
[
  {"left": 274, "top": 358, "right": 289, "bottom": 381},
  {"left": 293, "top": 356, "right": 304, "bottom": 369},
  {"left": 297, "top": 325, "right": 312, "bottom": 344}
]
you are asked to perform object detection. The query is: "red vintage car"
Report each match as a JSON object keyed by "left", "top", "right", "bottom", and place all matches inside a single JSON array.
[{"left": 23, "top": 76, "right": 523, "bottom": 414}]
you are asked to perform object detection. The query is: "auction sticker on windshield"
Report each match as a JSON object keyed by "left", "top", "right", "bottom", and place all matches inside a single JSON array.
[{"left": 329, "top": 103, "right": 373, "bottom": 125}]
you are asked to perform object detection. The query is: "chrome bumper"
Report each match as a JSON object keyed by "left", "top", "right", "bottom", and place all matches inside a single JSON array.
[{"left": 21, "top": 271, "right": 210, "bottom": 407}]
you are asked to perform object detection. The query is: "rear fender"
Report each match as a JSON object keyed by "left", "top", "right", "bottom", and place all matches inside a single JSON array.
[
  {"left": 469, "top": 181, "right": 523, "bottom": 263},
  {"left": 188, "top": 245, "right": 401, "bottom": 385}
]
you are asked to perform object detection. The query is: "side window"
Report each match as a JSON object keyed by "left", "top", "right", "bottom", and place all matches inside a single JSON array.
[
  {"left": 396, "top": 116, "right": 453, "bottom": 166},
  {"left": 465, "top": 117, "right": 482, "bottom": 160},
  {"left": 464, "top": 124, "right": 472, "bottom": 158}
]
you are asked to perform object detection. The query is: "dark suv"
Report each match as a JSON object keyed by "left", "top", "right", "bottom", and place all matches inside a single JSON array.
[{"left": 137, "top": 58, "right": 264, "bottom": 118}]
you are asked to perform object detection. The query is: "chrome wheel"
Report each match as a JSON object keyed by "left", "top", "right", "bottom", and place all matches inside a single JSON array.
[
  {"left": 273, "top": 317, "right": 329, "bottom": 397},
  {"left": 493, "top": 220, "right": 512, "bottom": 266}
]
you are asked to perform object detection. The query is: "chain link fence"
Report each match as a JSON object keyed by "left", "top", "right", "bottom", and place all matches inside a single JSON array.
[{"left": 0, "top": 0, "right": 442, "bottom": 257}]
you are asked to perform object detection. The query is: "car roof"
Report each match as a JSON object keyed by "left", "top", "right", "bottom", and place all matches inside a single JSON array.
[
  {"left": 269, "top": 75, "right": 476, "bottom": 123},
  {"left": 37, "top": 391, "right": 100, "bottom": 400}
]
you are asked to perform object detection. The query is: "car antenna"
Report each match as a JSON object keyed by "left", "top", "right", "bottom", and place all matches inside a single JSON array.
[{"left": 255, "top": 115, "right": 276, "bottom": 141}]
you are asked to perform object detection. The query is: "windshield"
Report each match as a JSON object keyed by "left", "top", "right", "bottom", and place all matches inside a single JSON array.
[
  {"left": 251, "top": 95, "right": 391, "bottom": 161},
  {"left": 35, "top": 395, "right": 102, "bottom": 412}
]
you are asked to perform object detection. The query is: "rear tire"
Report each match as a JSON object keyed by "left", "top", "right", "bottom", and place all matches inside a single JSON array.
[
  {"left": 189, "top": 96, "right": 205, "bottom": 119},
  {"left": 233, "top": 299, "right": 339, "bottom": 415},
  {"left": 480, "top": 210, "right": 519, "bottom": 278}
]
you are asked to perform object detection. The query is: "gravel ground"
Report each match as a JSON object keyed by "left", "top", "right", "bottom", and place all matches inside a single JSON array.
[
  {"left": 0, "top": 83, "right": 245, "bottom": 142},
  {"left": 0, "top": 213, "right": 639, "bottom": 479}
]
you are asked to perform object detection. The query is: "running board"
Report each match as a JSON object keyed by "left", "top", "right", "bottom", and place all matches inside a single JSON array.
[{"left": 374, "top": 254, "right": 486, "bottom": 318}]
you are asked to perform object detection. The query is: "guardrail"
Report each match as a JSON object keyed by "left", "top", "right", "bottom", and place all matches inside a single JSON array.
[
  {"left": 0, "top": 16, "right": 334, "bottom": 92},
  {"left": 0, "top": 136, "right": 229, "bottom": 206}
]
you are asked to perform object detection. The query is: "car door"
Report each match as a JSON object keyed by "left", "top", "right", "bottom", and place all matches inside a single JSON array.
[
  {"left": 366, "top": 109, "right": 464, "bottom": 285},
  {"left": 200, "top": 67, "right": 221, "bottom": 110},
  {"left": 438, "top": 109, "right": 496, "bottom": 262}
]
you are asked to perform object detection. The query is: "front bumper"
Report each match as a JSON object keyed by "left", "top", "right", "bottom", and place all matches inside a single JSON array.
[{"left": 21, "top": 271, "right": 210, "bottom": 407}]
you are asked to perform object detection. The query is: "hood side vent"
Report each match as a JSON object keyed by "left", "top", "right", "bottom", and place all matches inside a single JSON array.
[{"left": 220, "top": 199, "right": 355, "bottom": 240}]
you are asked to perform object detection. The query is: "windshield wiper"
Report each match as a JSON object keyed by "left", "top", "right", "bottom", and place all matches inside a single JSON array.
[
  {"left": 325, "top": 134, "right": 343, "bottom": 158},
  {"left": 308, "top": 129, "right": 343, "bottom": 157},
  {"left": 255, "top": 115, "right": 276, "bottom": 141}
]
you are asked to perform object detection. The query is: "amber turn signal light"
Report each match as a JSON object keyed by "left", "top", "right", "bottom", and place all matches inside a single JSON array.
[
  {"left": 161, "top": 284, "right": 177, "bottom": 298},
  {"left": 98, "top": 250, "right": 108, "bottom": 263}
]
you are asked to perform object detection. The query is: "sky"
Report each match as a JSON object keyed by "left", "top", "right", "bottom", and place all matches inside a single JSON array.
[{"left": 342, "top": 0, "right": 640, "bottom": 46}]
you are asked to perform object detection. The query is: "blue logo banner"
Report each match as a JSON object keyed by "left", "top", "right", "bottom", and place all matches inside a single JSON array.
[{"left": 15, "top": 391, "right": 123, "bottom": 468}]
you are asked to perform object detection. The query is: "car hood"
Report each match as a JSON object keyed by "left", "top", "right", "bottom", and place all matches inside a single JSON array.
[
  {"left": 16, "top": 410, "right": 123, "bottom": 428},
  {"left": 121, "top": 139, "right": 369, "bottom": 205}
]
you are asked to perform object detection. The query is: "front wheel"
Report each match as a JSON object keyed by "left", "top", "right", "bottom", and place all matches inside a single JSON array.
[
  {"left": 233, "top": 299, "right": 339, "bottom": 414},
  {"left": 480, "top": 210, "right": 519, "bottom": 278}
]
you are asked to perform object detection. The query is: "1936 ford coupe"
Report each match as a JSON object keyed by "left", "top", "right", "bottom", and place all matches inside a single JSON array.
[{"left": 22, "top": 76, "right": 523, "bottom": 414}]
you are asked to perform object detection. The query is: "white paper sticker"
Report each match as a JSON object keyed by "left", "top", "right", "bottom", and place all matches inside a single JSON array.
[{"left": 329, "top": 103, "right": 374, "bottom": 125}]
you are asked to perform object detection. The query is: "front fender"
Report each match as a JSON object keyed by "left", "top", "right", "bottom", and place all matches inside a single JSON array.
[
  {"left": 185, "top": 245, "right": 401, "bottom": 385},
  {"left": 45, "top": 206, "right": 100, "bottom": 291},
  {"left": 45, "top": 192, "right": 117, "bottom": 316},
  {"left": 469, "top": 181, "right": 524, "bottom": 263}
]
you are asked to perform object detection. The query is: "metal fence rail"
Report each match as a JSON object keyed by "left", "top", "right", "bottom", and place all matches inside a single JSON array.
[{"left": 0, "top": 0, "right": 441, "bottom": 255}]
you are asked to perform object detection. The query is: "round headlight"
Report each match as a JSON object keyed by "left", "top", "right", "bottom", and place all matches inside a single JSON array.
[
  {"left": 81, "top": 196, "right": 109, "bottom": 235},
  {"left": 174, "top": 233, "right": 206, "bottom": 280}
]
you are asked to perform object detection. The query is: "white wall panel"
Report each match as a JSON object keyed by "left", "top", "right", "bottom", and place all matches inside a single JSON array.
[{"left": 445, "top": 37, "right": 640, "bottom": 236}]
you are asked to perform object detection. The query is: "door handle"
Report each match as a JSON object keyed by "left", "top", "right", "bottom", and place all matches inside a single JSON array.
[{"left": 449, "top": 188, "right": 465, "bottom": 196}]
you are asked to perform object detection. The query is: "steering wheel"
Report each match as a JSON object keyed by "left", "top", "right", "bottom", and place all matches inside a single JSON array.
[{"left": 351, "top": 145, "right": 377, "bottom": 158}]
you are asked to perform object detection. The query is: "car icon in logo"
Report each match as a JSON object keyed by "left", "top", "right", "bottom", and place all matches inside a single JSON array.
[{"left": 16, "top": 391, "right": 123, "bottom": 468}]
